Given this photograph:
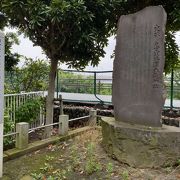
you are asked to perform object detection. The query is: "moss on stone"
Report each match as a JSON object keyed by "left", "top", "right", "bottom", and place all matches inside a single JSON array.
[{"left": 101, "top": 117, "right": 180, "bottom": 168}]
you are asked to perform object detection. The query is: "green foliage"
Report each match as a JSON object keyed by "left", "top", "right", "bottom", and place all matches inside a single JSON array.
[
  {"left": 164, "top": 69, "right": 180, "bottom": 99},
  {"left": 31, "top": 173, "right": 44, "bottom": 180},
  {"left": 45, "top": 155, "right": 54, "bottom": 161},
  {"left": 2, "top": 0, "right": 180, "bottom": 123},
  {"left": 110, "top": 0, "right": 180, "bottom": 74},
  {"left": 58, "top": 71, "right": 94, "bottom": 94},
  {"left": 3, "top": 110, "right": 15, "bottom": 148},
  {"left": 173, "top": 69, "right": 180, "bottom": 99},
  {"left": 5, "top": 58, "right": 49, "bottom": 93},
  {"left": 165, "top": 32, "right": 180, "bottom": 73},
  {"left": 106, "top": 162, "right": 114, "bottom": 179},
  {"left": 106, "top": 162, "right": 114, "bottom": 174},
  {"left": 1, "top": 0, "right": 117, "bottom": 69},
  {"left": 122, "top": 170, "right": 129, "bottom": 180},
  {"left": 19, "top": 58, "right": 49, "bottom": 92},
  {"left": 40, "top": 163, "right": 53, "bottom": 173},
  {"left": 58, "top": 70, "right": 112, "bottom": 95},
  {"left": 0, "top": 11, "right": 6, "bottom": 29},
  {"left": 15, "top": 98, "right": 42, "bottom": 123},
  {"left": 0, "top": 16, "right": 21, "bottom": 72},
  {"left": 174, "top": 69, "right": 180, "bottom": 86},
  {"left": 3, "top": 112, "right": 14, "bottom": 134},
  {"left": 5, "top": 32, "right": 21, "bottom": 72},
  {"left": 84, "top": 143, "right": 102, "bottom": 175}
]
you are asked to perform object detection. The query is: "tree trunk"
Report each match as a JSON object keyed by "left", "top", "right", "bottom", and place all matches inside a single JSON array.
[{"left": 44, "top": 59, "right": 58, "bottom": 138}]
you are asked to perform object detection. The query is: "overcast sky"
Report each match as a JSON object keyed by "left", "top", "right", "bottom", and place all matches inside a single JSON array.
[{"left": 10, "top": 30, "right": 180, "bottom": 71}]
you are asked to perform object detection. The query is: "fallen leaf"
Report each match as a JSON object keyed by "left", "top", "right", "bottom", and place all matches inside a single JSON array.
[
  {"left": 176, "top": 174, "right": 180, "bottom": 179},
  {"left": 59, "top": 158, "right": 64, "bottom": 161},
  {"left": 34, "top": 150, "right": 40, "bottom": 154},
  {"left": 48, "top": 144, "right": 53, "bottom": 150},
  {"left": 42, "top": 176, "right": 46, "bottom": 180},
  {"left": 52, "top": 170, "right": 59, "bottom": 174}
]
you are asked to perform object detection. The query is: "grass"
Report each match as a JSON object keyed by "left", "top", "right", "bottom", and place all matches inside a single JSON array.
[{"left": 2, "top": 129, "right": 180, "bottom": 180}]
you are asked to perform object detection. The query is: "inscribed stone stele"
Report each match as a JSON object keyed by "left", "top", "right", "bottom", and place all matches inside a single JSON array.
[{"left": 112, "top": 6, "right": 167, "bottom": 127}]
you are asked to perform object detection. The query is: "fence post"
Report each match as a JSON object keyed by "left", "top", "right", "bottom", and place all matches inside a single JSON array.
[
  {"left": 16, "top": 122, "right": 29, "bottom": 149},
  {"left": 94, "top": 72, "right": 97, "bottom": 96},
  {"left": 59, "top": 115, "right": 69, "bottom": 135},
  {"left": 89, "top": 109, "right": 97, "bottom": 126},
  {"left": 59, "top": 95, "right": 64, "bottom": 115},
  {"left": 56, "top": 69, "right": 59, "bottom": 99},
  {"left": 170, "top": 69, "right": 174, "bottom": 109}
]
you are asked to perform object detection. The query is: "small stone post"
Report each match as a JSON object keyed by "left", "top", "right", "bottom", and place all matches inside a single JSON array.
[
  {"left": 16, "top": 122, "right": 29, "bottom": 149},
  {"left": 59, "top": 115, "right": 69, "bottom": 135},
  {"left": 89, "top": 109, "right": 97, "bottom": 126}
]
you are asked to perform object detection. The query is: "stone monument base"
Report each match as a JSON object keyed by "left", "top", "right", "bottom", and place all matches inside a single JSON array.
[{"left": 101, "top": 117, "right": 180, "bottom": 168}]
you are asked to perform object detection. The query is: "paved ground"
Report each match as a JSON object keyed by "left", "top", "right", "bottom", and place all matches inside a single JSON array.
[
  {"left": 53, "top": 92, "right": 180, "bottom": 108},
  {"left": 45, "top": 91, "right": 180, "bottom": 107}
]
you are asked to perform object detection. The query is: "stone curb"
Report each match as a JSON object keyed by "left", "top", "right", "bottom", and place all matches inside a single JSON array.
[{"left": 3, "top": 126, "right": 100, "bottom": 162}]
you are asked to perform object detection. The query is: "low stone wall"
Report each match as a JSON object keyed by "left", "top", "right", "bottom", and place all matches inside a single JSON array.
[
  {"left": 53, "top": 106, "right": 113, "bottom": 122},
  {"left": 53, "top": 106, "right": 180, "bottom": 127},
  {"left": 162, "top": 109, "right": 180, "bottom": 127},
  {"left": 162, "top": 116, "right": 180, "bottom": 127}
]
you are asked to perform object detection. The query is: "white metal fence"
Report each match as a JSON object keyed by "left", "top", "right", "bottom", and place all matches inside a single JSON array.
[{"left": 4, "top": 91, "right": 45, "bottom": 132}]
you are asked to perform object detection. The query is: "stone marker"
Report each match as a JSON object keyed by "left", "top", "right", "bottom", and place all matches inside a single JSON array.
[
  {"left": 102, "top": 6, "right": 180, "bottom": 168},
  {"left": 0, "top": 30, "right": 5, "bottom": 177},
  {"left": 112, "top": 6, "right": 167, "bottom": 127}
]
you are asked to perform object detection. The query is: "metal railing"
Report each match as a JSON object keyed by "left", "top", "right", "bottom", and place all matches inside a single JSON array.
[
  {"left": 56, "top": 69, "right": 112, "bottom": 104},
  {"left": 4, "top": 91, "right": 45, "bottom": 132},
  {"left": 56, "top": 69, "right": 180, "bottom": 109},
  {"left": 3, "top": 111, "right": 94, "bottom": 150},
  {"left": 3, "top": 69, "right": 180, "bottom": 137}
]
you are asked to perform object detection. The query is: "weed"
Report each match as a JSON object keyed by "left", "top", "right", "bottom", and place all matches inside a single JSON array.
[
  {"left": 122, "top": 170, "right": 129, "bottom": 180},
  {"left": 106, "top": 162, "right": 113, "bottom": 173},
  {"left": 176, "top": 159, "right": 180, "bottom": 166},
  {"left": 31, "top": 172, "right": 44, "bottom": 180},
  {"left": 70, "top": 145, "right": 80, "bottom": 169},
  {"left": 84, "top": 143, "right": 102, "bottom": 175},
  {"left": 45, "top": 155, "right": 54, "bottom": 161},
  {"left": 40, "top": 163, "right": 53, "bottom": 173},
  {"left": 106, "top": 162, "right": 114, "bottom": 178},
  {"left": 85, "top": 159, "right": 102, "bottom": 175},
  {"left": 46, "top": 176, "right": 54, "bottom": 180},
  {"left": 165, "top": 166, "right": 172, "bottom": 173}
]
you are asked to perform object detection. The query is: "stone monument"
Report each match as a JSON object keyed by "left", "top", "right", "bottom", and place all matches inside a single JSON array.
[
  {"left": 0, "top": 30, "right": 4, "bottom": 177},
  {"left": 112, "top": 6, "right": 166, "bottom": 127},
  {"left": 102, "top": 6, "right": 180, "bottom": 167}
]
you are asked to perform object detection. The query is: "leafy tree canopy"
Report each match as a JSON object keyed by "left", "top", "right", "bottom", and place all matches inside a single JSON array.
[
  {"left": 0, "top": 11, "right": 6, "bottom": 29},
  {"left": 1, "top": 0, "right": 180, "bottom": 135},
  {"left": 1, "top": 0, "right": 120, "bottom": 69},
  {"left": 1, "top": 0, "right": 123, "bottom": 132},
  {"left": 0, "top": 12, "right": 21, "bottom": 71},
  {"left": 1, "top": 0, "right": 180, "bottom": 73},
  {"left": 5, "top": 58, "right": 49, "bottom": 93},
  {"left": 109, "top": 0, "right": 180, "bottom": 73},
  {"left": 5, "top": 32, "right": 21, "bottom": 71}
]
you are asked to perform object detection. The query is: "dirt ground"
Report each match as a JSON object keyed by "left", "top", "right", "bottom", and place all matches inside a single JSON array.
[{"left": 1, "top": 129, "right": 180, "bottom": 180}]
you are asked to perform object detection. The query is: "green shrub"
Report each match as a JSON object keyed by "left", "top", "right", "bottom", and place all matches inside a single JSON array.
[
  {"left": 15, "top": 98, "right": 42, "bottom": 123},
  {"left": 3, "top": 110, "right": 15, "bottom": 149}
]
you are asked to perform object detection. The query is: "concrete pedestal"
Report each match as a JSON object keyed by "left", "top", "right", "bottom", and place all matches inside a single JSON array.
[{"left": 101, "top": 117, "right": 180, "bottom": 168}]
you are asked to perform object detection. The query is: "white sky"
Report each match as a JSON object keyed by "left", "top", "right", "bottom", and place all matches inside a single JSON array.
[{"left": 9, "top": 30, "right": 180, "bottom": 71}]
